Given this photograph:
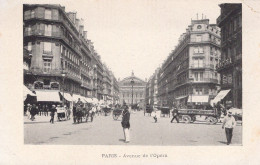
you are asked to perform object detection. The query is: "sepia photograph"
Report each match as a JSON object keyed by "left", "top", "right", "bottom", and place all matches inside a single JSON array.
[{"left": 22, "top": 2, "right": 243, "bottom": 146}]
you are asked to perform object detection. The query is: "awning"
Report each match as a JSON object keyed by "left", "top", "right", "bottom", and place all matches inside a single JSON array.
[
  {"left": 188, "top": 95, "right": 209, "bottom": 103},
  {"left": 85, "top": 97, "right": 93, "bottom": 103},
  {"left": 175, "top": 95, "right": 188, "bottom": 100},
  {"left": 211, "top": 90, "right": 231, "bottom": 105},
  {"left": 36, "top": 91, "right": 61, "bottom": 102},
  {"left": 72, "top": 94, "right": 87, "bottom": 103},
  {"left": 99, "top": 100, "right": 105, "bottom": 104},
  {"left": 59, "top": 92, "right": 74, "bottom": 102},
  {"left": 92, "top": 98, "right": 98, "bottom": 104},
  {"left": 23, "top": 85, "right": 36, "bottom": 101}
]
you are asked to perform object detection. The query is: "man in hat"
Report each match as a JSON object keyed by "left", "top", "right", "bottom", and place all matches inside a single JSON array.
[
  {"left": 222, "top": 111, "right": 236, "bottom": 145},
  {"left": 121, "top": 105, "right": 130, "bottom": 143},
  {"left": 170, "top": 107, "right": 179, "bottom": 123},
  {"left": 50, "top": 105, "right": 57, "bottom": 124}
]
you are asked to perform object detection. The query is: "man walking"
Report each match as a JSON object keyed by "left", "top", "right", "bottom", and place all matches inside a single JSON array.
[
  {"left": 50, "top": 105, "right": 57, "bottom": 124},
  {"left": 121, "top": 105, "right": 130, "bottom": 143},
  {"left": 170, "top": 107, "right": 179, "bottom": 123},
  {"left": 222, "top": 111, "right": 236, "bottom": 145}
]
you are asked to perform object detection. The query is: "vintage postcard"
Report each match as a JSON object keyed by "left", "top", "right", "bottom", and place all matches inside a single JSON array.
[{"left": 0, "top": 0, "right": 260, "bottom": 164}]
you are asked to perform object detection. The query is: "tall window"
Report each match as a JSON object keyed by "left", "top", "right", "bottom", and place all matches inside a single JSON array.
[
  {"left": 45, "top": 9, "right": 52, "bottom": 19},
  {"left": 27, "top": 42, "right": 32, "bottom": 52},
  {"left": 43, "top": 42, "right": 52, "bottom": 54},
  {"left": 31, "top": 10, "right": 35, "bottom": 18},
  {"left": 43, "top": 60, "right": 51, "bottom": 73},
  {"left": 198, "top": 47, "right": 204, "bottom": 53},
  {"left": 45, "top": 24, "right": 52, "bottom": 36}
]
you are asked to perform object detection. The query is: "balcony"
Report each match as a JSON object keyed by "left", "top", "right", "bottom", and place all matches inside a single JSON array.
[
  {"left": 189, "top": 38, "right": 220, "bottom": 45},
  {"left": 193, "top": 78, "right": 219, "bottom": 84},
  {"left": 81, "top": 82, "right": 93, "bottom": 90},
  {"left": 216, "top": 58, "right": 233, "bottom": 71},
  {"left": 24, "top": 29, "right": 81, "bottom": 55},
  {"left": 190, "top": 64, "right": 206, "bottom": 69}
]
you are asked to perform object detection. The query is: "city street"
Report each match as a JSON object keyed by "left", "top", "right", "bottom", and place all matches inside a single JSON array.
[{"left": 24, "top": 111, "right": 242, "bottom": 145}]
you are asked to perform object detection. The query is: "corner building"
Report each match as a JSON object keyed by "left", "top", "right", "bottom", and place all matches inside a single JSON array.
[
  {"left": 158, "top": 19, "right": 221, "bottom": 107},
  {"left": 23, "top": 4, "right": 104, "bottom": 101}
]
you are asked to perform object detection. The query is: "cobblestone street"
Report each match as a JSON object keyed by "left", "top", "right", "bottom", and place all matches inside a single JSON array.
[{"left": 24, "top": 111, "right": 242, "bottom": 145}]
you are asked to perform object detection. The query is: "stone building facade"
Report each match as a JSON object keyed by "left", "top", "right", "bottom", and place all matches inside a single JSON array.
[
  {"left": 216, "top": 3, "right": 242, "bottom": 108},
  {"left": 119, "top": 72, "right": 146, "bottom": 106},
  {"left": 23, "top": 4, "right": 108, "bottom": 101},
  {"left": 157, "top": 18, "right": 221, "bottom": 107}
]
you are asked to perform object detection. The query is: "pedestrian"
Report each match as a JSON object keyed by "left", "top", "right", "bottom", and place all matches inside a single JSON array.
[
  {"left": 26, "top": 104, "right": 31, "bottom": 119},
  {"left": 152, "top": 105, "right": 160, "bottom": 123},
  {"left": 86, "top": 105, "right": 93, "bottom": 122},
  {"left": 30, "top": 104, "right": 37, "bottom": 121},
  {"left": 121, "top": 105, "right": 130, "bottom": 143},
  {"left": 90, "top": 105, "right": 96, "bottom": 122},
  {"left": 50, "top": 105, "right": 57, "bottom": 124},
  {"left": 72, "top": 105, "right": 77, "bottom": 123},
  {"left": 222, "top": 111, "right": 236, "bottom": 145},
  {"left": 170, "top": 107, "right": 179, "bottom": 123}
]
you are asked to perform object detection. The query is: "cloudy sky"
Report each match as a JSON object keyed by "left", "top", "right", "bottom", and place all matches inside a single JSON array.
[{"left": 61, "top": 0, "right": 222, "bottom": 80}]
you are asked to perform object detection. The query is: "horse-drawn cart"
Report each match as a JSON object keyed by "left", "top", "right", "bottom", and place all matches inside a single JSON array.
[
  {"left": 158, "top": 106, "right": 171, "bottom": 118},
  {"left": 178, "top": 109, "right": 219, "bottom": 124},
  {"left": 103, "top": 107, "right": 112, "bottom": 116}
]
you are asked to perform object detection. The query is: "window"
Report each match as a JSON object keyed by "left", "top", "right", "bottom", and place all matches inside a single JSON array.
[
  {"left": 31, "top": 10, "right": 35, "bottom": 18},
  {"left": 199, "top": 47, "right": 204, "bottom": 53},
  {"left": 43, "top": 42, "right": 52, "bottom": 53},
  {"left": 45, "top": 9, "right": 52, "bottom": 19},
  {"left": 196, "top": 88, "right": 203, "bottom": 95},
  {"left": 194, "top": 47, "right": 199, "bottom": 53},
  {"left": 24, "top": 10, "right": 31, "bottom": 20},
  {"left": 45, "top": 24, "right": 52, "bottom": 36},
  {"left": 43, "top": 60, "right": 51, "bottom": 73},
  {"left": 27, "top": 42, "right": 32, "bottom": 51}
]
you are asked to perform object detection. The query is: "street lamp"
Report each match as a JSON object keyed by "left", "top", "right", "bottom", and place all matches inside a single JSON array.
[
  {"left": 61, "top": 72, "right": 67, "bottom": 107},
  {"left": 130, "top": 78, "right": 135, "bottom": 107},
  {"left": 189, "top": 77, "right": 194, "bottom": 108}
]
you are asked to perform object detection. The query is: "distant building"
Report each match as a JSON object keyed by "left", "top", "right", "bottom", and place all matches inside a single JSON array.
[
  {"left": 145, "top": 68, "right": 160, "bottom": 107},
  {"left": 119, "top": 72, "right": 146, "bottom": 106},
  {"left": 103, "top": 64, "right": 112, "bottom": 103},
  {"left": 157, "top": 18, "right": 221, "bottom": 107},
  {"left": 216, "top": 3, "right": 242, "bottom": 108}
]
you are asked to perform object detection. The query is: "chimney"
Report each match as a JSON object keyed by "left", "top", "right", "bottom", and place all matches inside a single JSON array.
[
  {"left": 83, "top": 31, "right": 88, "bottom": 40},
  {"left": 75, "top": 19, "right": 80, "bottom": 31},
  {"left": 79, "top": 25, "right": 84, "bottom": 35},
  {"left": 67, "top": 12, "right": 76, "bottom": 24}
]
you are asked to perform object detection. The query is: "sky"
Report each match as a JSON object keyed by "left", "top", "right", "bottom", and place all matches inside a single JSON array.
[{"left": 60, "top": 0, "right": 222, "bottom": 81}]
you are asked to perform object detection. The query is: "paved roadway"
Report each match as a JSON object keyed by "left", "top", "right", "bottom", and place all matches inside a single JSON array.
[{"left": 24, "top": 111, "right": 242, "bottom": 145}]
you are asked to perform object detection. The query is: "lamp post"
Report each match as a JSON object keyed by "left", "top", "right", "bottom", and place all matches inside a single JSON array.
[
  {"left": 130, "top": 78, "right": 135, "bottom": 107},
  {"left": 61, "top": 72, "right": 66, "bottom": 107},
  {"left": 189, "top": 78, "right": 194, "bottom": 108}
]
